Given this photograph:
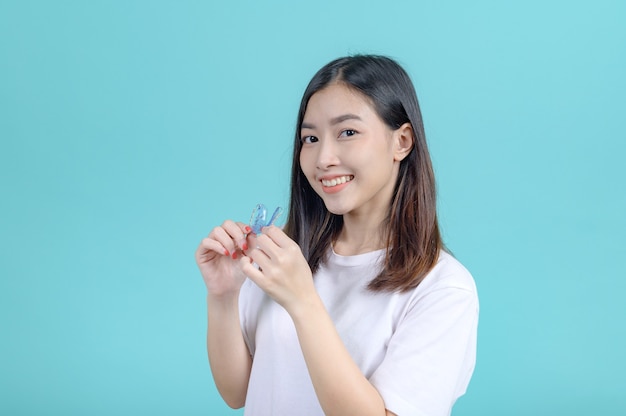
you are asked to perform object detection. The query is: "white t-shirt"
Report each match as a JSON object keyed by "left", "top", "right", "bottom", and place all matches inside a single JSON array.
[{"left": 238, "top": 248, "right": 478, "bottom": 416}]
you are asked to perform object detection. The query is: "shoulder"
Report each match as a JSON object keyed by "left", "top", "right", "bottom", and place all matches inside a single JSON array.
[
  {"left": 423, "top": 250, "right": 476, "bottom": 292},
  {"left": 406, "top": 250, "right": 478, "bottom": 308}
]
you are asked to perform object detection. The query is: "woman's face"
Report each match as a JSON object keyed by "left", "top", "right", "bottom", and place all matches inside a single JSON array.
[{"left": 299, "top": 83, "right": 411, "bottom": 221}]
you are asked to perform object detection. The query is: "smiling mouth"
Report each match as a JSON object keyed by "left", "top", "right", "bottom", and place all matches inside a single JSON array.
[{"left": 321, "top": 175, "right": 354, "bottom": 187}]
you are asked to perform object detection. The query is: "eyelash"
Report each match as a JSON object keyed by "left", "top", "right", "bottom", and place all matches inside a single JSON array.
[{"left": 301, "top": 129, "right": 358, "bottom": 144}]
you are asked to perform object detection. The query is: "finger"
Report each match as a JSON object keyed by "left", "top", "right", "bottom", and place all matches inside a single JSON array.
[
  {"left": 221, "top": 220, "right": 249, "bottom": 252},
  {"left": 247, "top": 246, "right": 272, "bottom": 270},
  {"left": 197, "top": 237, "right": 230, "bottom": 258},
  {"left": 243, "top": 233, "right": 258, "bottom": 256},
  {"left": 240, "top": 255, "right": 266, "bottom": 285},
  {"left": 236, "top": 221, "right": 253, "bottom": 236},
  {"left": 210, "top": 226, "right": 239, "bottom": 256},
  {"left": 235, "top": 221, "right": 252, "bottom": 251},
  {"left": 253, "top": 233, "right": 279, "bottom": 260},
  {"left": 259, "top": 225, "right": 293, "bottom": 248}
]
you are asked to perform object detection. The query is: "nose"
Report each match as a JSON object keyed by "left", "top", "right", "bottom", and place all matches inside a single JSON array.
[{"left": 316, "top": 138, "right": 340, "bottom": 170}]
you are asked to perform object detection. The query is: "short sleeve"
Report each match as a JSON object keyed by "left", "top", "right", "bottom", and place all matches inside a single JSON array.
[
  {"left": 369, "top": 284, "right": 479, "bottom": 416},
  {"left": 238, "top": 279, "right": 257, "bottom": 356}
]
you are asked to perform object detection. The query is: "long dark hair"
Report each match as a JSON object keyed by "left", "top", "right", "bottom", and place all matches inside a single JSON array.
[{"left": 283, "top": 55, "right": 442, "bottom": 292}]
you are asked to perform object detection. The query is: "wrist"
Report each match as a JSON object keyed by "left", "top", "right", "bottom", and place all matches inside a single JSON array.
[
  {"left": 205, "top": 280, "right": 243, "bottom": 299},
  {"left": 207, "top": 291, "right": 240, "bottom": 310},
  {"left": 287, "top": 291, "right": 326, "bottom": 324}
]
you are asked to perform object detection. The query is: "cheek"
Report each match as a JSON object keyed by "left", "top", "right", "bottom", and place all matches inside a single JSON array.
[
  {"left": 299, "top": 151, "right": 315, "bottom": 181},
  {"left": 299, "top": 149, "right": 313, "bottom": 170}
]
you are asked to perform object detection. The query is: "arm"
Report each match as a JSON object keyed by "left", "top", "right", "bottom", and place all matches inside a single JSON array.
[
  {"left": 206, "top": 292, "right": 252, "bottom": 408},
  {"left": 241, "top": 226, "right": 392, "bottom": 415},
  {"left": 196, "top": 220, "right": 254, "bottom": 408},
  {"left": 290, "top": 294, "right": 390, "bottom": 416}
]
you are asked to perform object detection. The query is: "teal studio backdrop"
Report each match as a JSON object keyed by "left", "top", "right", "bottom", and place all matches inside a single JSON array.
[{"left": 1, "top": 0, "right": 625, "bottom": 414}]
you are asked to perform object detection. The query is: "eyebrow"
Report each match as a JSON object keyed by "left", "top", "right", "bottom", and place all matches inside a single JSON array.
[{"left": 301, "top": 113, "right": 362, "bottom": 130}]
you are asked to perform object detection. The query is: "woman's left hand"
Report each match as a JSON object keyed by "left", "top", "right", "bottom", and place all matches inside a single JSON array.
[{"left": 240, "top": 225, "right": 315, "bottom": 315}]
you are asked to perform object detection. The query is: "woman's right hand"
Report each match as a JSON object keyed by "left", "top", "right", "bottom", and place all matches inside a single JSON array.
[{"left": 195, "top": 220, "right": 254, "bottom": 297}]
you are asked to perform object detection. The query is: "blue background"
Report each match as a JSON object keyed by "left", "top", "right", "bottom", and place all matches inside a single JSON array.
[{"left": 1, "top": 0, "right": 625, "bottom": 414}]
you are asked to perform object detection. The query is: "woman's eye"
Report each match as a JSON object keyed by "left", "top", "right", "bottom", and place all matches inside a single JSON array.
[
  {"left": 301, "top": 135, "right": 318, "bottom": 144},
  {"left": 340, "top": 129, "right": 357, "bottom": 138}
]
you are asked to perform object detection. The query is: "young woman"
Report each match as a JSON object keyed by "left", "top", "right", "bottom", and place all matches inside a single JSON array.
[{"left": 195, "top": 55, "right": 478, "bottom": 416}]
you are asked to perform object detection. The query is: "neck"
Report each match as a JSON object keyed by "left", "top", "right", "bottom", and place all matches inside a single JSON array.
[{"left": 333, "top": 211, "right": 387, "bottom": 256}]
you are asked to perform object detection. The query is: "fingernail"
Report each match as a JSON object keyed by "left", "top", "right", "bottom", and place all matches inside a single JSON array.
[
  {"left": 224, "top": 249, "right": 229, "bottom": 256},
  {"left": 231, "top": 252, "right": 237, "bottom": 260},
  {"left": 241, "top": 241, "right": 248, "bottom": 251},
  {"left": 245, "top": 226, "right": 252, "bottom": 233}
]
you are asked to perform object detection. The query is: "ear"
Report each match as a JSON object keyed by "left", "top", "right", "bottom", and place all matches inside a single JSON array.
[{"left": 392, "top": 122, "right": 414, "bottom": 162}]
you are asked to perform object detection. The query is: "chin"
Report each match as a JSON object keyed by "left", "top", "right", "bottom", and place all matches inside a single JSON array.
[{"left": 321, "top": 200, "right": 353, "bottom": 216}]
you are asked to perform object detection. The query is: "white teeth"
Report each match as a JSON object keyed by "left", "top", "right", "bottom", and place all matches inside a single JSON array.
[{"left": 322, "top": 175, "right": 353, "bottom": 187}]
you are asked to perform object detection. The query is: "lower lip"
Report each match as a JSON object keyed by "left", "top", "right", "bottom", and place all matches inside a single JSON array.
[{"left": 321, "top": 181, "right": 351, "bottom": 194}]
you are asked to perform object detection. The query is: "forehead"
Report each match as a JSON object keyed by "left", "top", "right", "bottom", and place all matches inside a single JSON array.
[{"left": 303, "top": 83, "right": 378, "bottom": 122}]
